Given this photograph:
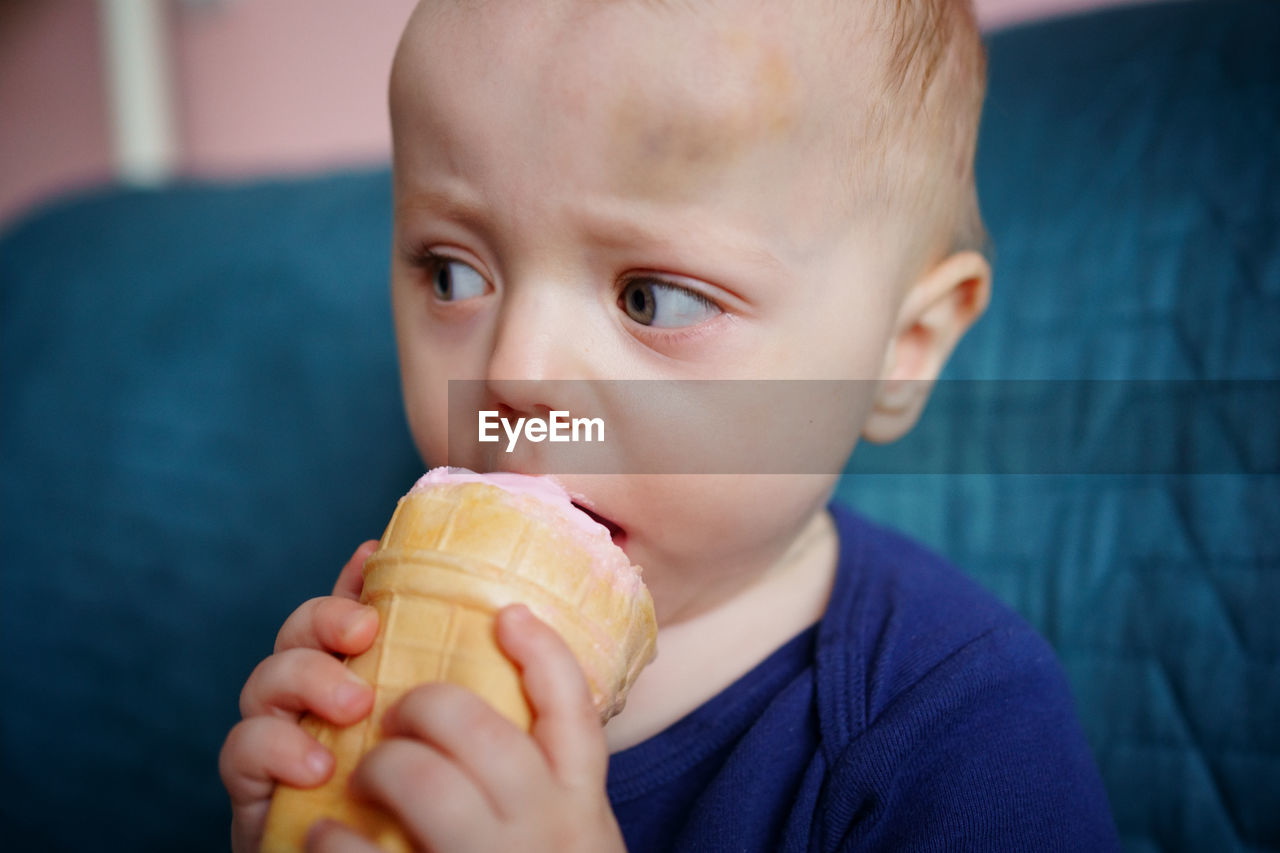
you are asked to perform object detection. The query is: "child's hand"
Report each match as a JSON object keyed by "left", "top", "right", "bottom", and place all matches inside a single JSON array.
[
  {"left": 306, "top": 604, "right": 627, "bottom": 853},
  {"left": 219, "top": 541, "right": 381, "bottom": 853}
]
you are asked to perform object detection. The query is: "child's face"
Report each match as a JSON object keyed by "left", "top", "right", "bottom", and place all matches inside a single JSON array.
[{"left": 389, "top": 0, "right": 920, "bottom": 622}]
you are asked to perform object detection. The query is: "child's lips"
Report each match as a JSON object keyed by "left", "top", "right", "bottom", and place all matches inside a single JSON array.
[{"left": 573, "top": 501, "right": 627, "bottom": 549}]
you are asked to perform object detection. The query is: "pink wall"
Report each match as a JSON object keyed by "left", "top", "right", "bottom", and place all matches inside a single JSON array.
[
  {"left": 0, "top": 0, "right": 113, "bottom": 227},
  {"left": 0, "top": 0, "right": 1155, "bottom": 228},
  {"left": 174, "top": 0, "right": 418, "bottom": 177},
  {"left": 0, "top": 0, "right": 416, "bottom": 227},
  {"left": 978, "top": 0, "right": 1167, "bottom": 28}
]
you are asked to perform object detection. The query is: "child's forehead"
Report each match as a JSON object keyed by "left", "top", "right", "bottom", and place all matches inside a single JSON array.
[
  {"left": 392, "top": 0, "right": 878, "bottom": 244},
  {"left": 601, "top": 32, "right": 801, "bottom": 199},
  {"left": 418, "top": 5, "right": 875, "bottom": 139}
]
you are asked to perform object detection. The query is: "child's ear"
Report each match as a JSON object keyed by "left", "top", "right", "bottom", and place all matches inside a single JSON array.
[{"left": 863, "top": 250, "right": 991, "bottom": 444}]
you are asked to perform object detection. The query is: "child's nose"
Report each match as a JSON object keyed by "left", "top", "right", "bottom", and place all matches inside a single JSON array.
[
  {"left": 487, "top": 314, "right": 557, "bottom": 384},
  {"left": 484, "top": 290, "right": 590, "bottom": 411}
]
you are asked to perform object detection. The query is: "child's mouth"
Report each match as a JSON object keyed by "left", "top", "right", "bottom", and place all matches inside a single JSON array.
[{"left": 573, "top": 501, "right": 627, "bottom": 549}]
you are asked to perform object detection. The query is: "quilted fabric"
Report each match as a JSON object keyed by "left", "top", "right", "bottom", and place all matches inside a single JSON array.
[
  {"left": 0, "top": 171, "right": 422, "bottom": 849},
  {"left": 838, "top": 1, "right": 1280, "bottom": 850}
]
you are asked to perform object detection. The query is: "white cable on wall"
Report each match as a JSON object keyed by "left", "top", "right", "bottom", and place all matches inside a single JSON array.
[{"left": 98, "top": 0, "right": 178, "bottom": 185}]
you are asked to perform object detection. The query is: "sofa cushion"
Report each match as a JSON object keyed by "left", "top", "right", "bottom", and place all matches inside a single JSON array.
[
  {"left": 0, "top": 169, "right": 421, "bottom": 848},
  {"left": 838, "top": 1, "right": 1280, "bottom": 849}
]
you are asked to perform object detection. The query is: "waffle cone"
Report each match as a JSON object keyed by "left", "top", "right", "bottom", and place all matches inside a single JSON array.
[{"left": 261, "top": 481, "right": 656, "bottom": 852}]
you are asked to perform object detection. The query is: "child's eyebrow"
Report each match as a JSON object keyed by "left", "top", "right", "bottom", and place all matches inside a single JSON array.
[
  {"left": 395, "top": 185, "right": 488, "bottom": 230},
  {"left": 395, "top": 185, "right": 786, "bottom": 276},
  {"left": 570, "top": 199, "right": 788, "bottom": 276}
]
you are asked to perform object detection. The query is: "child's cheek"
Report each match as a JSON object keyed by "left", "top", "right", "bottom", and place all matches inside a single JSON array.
[{"left": 603, "top": 381, "right": 864, "bottom": 478}]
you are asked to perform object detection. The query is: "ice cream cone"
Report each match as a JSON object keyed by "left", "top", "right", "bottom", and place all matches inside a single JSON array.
[{"left": 260, "top": 472, "right": 656, "bottom": 852}]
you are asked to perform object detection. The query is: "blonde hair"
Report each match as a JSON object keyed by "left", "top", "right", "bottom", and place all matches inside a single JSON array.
[{"left": 850, "top": 0, "right": 989, "bottom": 264}]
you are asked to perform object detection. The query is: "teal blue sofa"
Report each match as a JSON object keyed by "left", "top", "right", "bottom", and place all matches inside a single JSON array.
[{"left": 2, "top": 1, "right": 1276, "bottom": 849}]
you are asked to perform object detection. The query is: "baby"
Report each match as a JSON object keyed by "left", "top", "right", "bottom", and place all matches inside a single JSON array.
[{"left": 221, "top": 0, "right": 1119, "bottom": 850}]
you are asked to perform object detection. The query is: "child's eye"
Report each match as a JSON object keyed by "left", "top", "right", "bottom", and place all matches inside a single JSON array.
[
  {"left": 430, "top": 258, "right": 488, "bottom": 302},
  {"left": 619, "top": 279, "right": 721, "bottom": 328}
]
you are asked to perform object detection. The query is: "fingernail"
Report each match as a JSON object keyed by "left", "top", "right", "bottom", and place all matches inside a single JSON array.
[{"left": 305, "top": 748, "right": 332, "bottom": 779}]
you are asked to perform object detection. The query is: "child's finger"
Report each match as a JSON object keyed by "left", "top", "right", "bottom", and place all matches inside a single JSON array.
[
  {"left": 333, "top": 540, "right": 379, "bottom": 601},
  {"left": 304, "top": 819, "right": 382, "bottom": 853},
  {"left": 494, "top": 604, "right": 608, "bottom": 789},
  {"left": 382, "top": 682, "right": 546, "bottom": 815},
  {"left": 275, "top": 596, "right": 379, "bottom": 656},
  {"left": 350, "top": 738, "right": 494, "bottom": 852},
  {"left": 220, "top": 716, "right": 334, "bottom": 806},
  {"left": 240, "top": 647, "right": 374, "bottom": 723}
]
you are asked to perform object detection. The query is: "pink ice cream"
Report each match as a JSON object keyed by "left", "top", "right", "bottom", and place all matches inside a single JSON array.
[{"left": 409, "top": 467, "right": 641, "bottom": 594}]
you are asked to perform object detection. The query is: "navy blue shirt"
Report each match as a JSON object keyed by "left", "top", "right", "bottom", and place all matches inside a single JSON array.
[{"left": 606, "top": 504, "right": 1119, "bottom": 852}]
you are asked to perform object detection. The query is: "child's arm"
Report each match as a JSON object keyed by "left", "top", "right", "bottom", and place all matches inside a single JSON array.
[
  {"left": 306, "top": 603, "right": 628, "bottom": 853},
  {"left": 218, "top": 542, "right": 380, "bottom": 853}
]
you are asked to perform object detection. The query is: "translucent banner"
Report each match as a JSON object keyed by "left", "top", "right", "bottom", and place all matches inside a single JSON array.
[{"left": 441, "top": 380, "right": 1280, "bottom": 475}]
